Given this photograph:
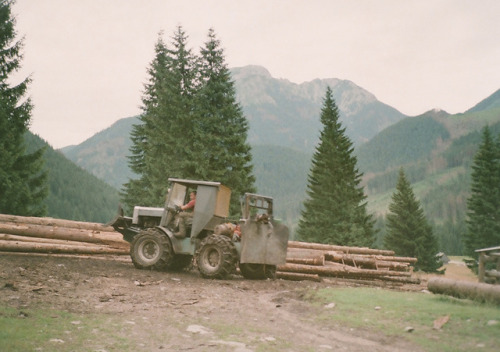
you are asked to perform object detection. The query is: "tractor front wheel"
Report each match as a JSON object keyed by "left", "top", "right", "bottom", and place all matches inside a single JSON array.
[
  {"left": 130, "top": 228, "right": 173, "bottom": 270},
  {"left": 196, "top": 235, "right": 237, "bottom": 279}
]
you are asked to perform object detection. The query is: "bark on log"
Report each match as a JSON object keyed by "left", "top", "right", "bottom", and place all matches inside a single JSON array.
[
  {"left": 0, "top": 213, "right": 114, "bottom": 232},
  {"left": 286, "top": 248, "right": 339, "bottom": 262},
  {"left": 0, "top": 240, "right": 129, "bottom": 255},
  {"left": 286, "top": 255, "right": 325, "bottom": 266},
  {"left": 0, "top": 233, "right": 94, "bottom": 247},
  {"left": 276, "top": 271, "right": 322, "bottom": 282},
  {"left": 371, "top": 254, "right": 418, "bottom": 264},
  {"left": 324, "top": 252, "right": 410, "bottom": 271},
  {"left": 277, "top": 262, "right": 411, "bottom": 278},
  {"left": 288, "top": 241, "right": 395, "bottom": 256},
  {"left": 428, "top": 278, "right": 500, "bottom": 305},
  {"left": 287, "top": 246, "right": 416, "bottom": 265},
  {"left": 0, "top": 222, "right": 128, "bottom": 249}
]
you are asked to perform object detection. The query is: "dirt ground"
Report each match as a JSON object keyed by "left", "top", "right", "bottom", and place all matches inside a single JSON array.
[{"left": 0, "top": 253, "right": 427, "bottom": 351}]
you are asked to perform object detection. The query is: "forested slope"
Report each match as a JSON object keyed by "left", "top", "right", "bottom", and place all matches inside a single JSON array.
[
  {"left": 25, "top": 132, "right": 120, "bottom": 223},
  {"left": 61, "top": 116, "right": 137, "bottom": 190},
  {"left": 252, "top": 145, "right": 311, "bottom": 232},
  {"left": 356, "top": 103, "right": 500, "bottom": 254}
]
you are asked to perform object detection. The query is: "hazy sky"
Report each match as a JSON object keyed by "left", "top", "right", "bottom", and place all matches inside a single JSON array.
[{"left": 11, "top": 0, "right": 500, "bottom": 149}]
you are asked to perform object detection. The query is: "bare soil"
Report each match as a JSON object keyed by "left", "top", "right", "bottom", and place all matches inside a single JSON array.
[{"left": 0, "top": 253, "right": 425, "bottom": 351}]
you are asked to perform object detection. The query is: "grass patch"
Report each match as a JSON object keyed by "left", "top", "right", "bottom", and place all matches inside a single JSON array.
[
  {"left": 0, "top": 306, "right": 132, "bottom": 351},
  {"left": 306, "top": 287, "right": 500, "bottom": 352}
]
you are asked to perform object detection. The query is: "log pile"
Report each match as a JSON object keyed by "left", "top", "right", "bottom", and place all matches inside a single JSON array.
[
  {"left": 278, "top": 241, "right": 420, "bottom": 284},
  {"left": 0, "top": 214, "right": 129, "bottom": 256},
  {"left": 0, "top": 214, "right": 420, "bottom": 285}
]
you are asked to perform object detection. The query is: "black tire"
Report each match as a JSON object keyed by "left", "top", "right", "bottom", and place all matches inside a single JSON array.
[
  {"left": 239, "top": 263, "right": 277, "bottom": 280},
  {"left": 169, "top": 254, "right": 193, "bottom": 271},
  {"left": 130, "top": 228, "right": 173, "bottom": 270},
  {"left": 195, "top": 235, "right": 237, "bottom": 279}
]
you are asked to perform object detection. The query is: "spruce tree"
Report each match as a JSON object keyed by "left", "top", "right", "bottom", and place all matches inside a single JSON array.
[
  {"left": 384, "top": 168, "right": 441, "bottom": 272},
  {"left": 122, "top": 27, "right": 255, "bottom": 215},
  {"left": 122, "top": 27, "right": 197, "bottom": 208},
  {"left": 121, "top": 36, "right": 166, "bottom": 208},
  {"left": 195, "top": 28, "right": 255, "bottom": 215},
  {"left": 0, "top": 0, "right": 47, "bottom": 216},
  {"left": 296, "top": 87, "right": 374, "bottom": 246},
  {"left": 464, "top": 126, "right": 500, "bottom": 257}
]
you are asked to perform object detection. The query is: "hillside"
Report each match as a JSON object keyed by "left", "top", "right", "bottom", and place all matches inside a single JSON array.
[
  {"left": 358, "top": 103, "right": 500, "bottom": 215},
  {"left": 25, "top": 132, "right": 120, "bottom": 223},
  {"left": 251, "top": 145, "right": 311, "bottom": 231},
  {"left": 61, "top": 65, "right": 407, "bottom": 189},
  {"left": 232, "top": 65, "right": 407, "bottom": 149},
  {"left": 61, "top": 116, "right": 137, "bottom": 190},
  {"left": 355, "top": 91, "right": 500, "bottom": 254}
]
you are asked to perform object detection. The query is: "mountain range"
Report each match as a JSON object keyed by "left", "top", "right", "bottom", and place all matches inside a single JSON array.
[
  {"left": 232, "top": 65, "right": 407, "bottom": 149},
  {"left": 38, "top": 65, "right": 500, "bottom": 252},
  {"left": 61, "top": 65, "right": 408, "bottom": 189}
]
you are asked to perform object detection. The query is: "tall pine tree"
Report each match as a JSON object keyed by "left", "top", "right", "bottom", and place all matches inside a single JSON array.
[
  {"left": 384, "top": 168, "right": 441, "bottom": 272},
  {"left": 464, "top": 126, "right": 500, "bottom": 257},
  {"left": 122, "top": 27, "right": 255, "bottom": 214},
  {"left": 121, "top": 34, "right": 169, "bottom": 208},
  {"left": 0, "top": 0, "right": 47, "bottom": 216},
  {"left": 296, "top": 87, "right": 374, "bottom": 246},
  {"left": 194, "top": 28, "right": 255, "bottom": 215}
]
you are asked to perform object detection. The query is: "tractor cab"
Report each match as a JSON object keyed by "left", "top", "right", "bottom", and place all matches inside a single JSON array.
[{"left": 161, "top": 178, "right": 232, "bottom": 239}]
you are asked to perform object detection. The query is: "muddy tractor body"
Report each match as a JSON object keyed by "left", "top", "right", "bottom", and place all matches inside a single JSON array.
[{"left": 110, "top": 178, "right": 289, "bottom": 279}]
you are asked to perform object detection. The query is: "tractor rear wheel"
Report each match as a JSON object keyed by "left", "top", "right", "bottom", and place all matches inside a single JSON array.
[
  {"left": 239, "top": 263, "right": 277, "bottom": 280},
  {"left": 196, "top": 235, "right": 237, "bottom": 279},
  {"left": 130, "top": 228, "right": 173, "bottom": 270}
]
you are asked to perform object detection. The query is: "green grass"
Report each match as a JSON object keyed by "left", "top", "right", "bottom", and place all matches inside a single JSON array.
[
  {"left": 2, "top": 287, "right": 499, "bottom": 351},
  {"left": 0, "top": 306, "right": 132, "bottom": 351},
  {"left": 306, "top": 287, "right": 500, "bottom": 352}
]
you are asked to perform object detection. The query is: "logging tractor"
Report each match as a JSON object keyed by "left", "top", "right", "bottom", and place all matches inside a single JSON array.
[{"left": 109, "top": 178, "right": 289, "bottom": 279}]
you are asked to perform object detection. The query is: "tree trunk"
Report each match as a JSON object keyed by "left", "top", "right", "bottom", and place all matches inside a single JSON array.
[
  {"left": 286, "top": 255, "right": 325, "bottom": 266},
  {"left": 428, "top": 277, "right": 500, "bottom": 304},
  {"left": 371, "top": 254, "right": 418, "bottom": 264},
  {"left": 276, "top": 271, "right": 321, "bottom": 282},
  {"left": 288, "top": 241, "right": 395, "bottom": 256},
  {"left": 0, "top": 233, "right": 92, "bottom": 247},
  {"left": 0, "top": 213, "right": 115, "bottom": 232},
  {"left": 324, "top": 252, "right": 410, "bottom": 271},
  {"left": 277, "top": 261, "right": 412, "bottom": 278},
  {"left": 0, "top": 222, "right": 127, "bottom": 249},
  {"left": 0, "top": 240, "right": 128, "bottom": 255}
]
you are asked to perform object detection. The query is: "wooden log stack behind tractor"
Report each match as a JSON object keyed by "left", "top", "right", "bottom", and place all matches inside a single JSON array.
[{"left": 109, "top": 178, "right": 289, "bottom": 279}]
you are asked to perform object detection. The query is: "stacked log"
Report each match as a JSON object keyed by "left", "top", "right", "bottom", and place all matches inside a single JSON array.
[
  {"left": 0, "top": 214, "right": 129, "bottom": 255},
  {"left": 279, "top": 241, "right": 419, "bottom": 284},
  {"left": 0, "top": 214, "right": 420, "bottom": 285}
]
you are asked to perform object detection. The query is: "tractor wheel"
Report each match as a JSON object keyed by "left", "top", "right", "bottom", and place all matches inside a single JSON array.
[
  {"left": 130, "top": 228, "right": 173, "bottom": 270},
  {"left": 239, "top": 263, "right": 277, "bottom": 280},
  {"left": 169, "top": 254, "right": 193, "bottom": 271},
  {"left": 195, "top": 235, "right": 237, "bottom": 279}
]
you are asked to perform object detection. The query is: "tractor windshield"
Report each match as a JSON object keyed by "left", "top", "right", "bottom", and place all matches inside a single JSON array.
[{"left": 167, "top": 183, "right": 187, "bottom": 208}]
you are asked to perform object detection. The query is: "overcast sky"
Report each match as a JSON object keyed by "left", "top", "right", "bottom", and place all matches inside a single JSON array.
[{"left": 12, "top": 0, "right": 500, "bottom": 149}]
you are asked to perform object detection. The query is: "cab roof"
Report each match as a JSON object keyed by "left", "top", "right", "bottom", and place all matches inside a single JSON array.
[{"left": 168, "top": 178, "right": 224, "bottom": 188}]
